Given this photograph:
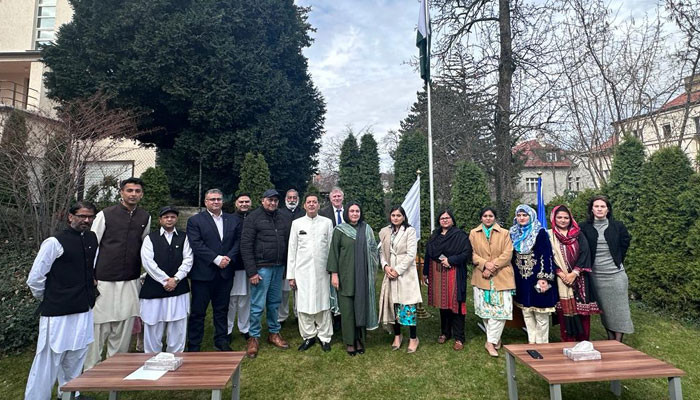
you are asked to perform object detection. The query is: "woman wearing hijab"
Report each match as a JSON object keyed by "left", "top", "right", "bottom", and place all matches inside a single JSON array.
[
  {"left": 579, "top": 195, "right": 632, "bottom": 342},
  {"left": 422, "top": 210, "right": 472, "bottom": 351},
  {"left": 327, "top": 201, "right": 379, "bottom": 356},
  {"left": 378, "top": 206, "right": 422, "bottom": 353},
  {"left": 470, "top": 207, "right": 514, "bottom": 357},
  {"left": 549, "top": 205, "right": 601, "bottom": 342},
  {"left": 510, "top": 204, "right": 557, "bottom": 344}
]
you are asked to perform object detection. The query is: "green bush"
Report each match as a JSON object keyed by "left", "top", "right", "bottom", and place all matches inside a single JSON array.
[
  {"left": 450, "top": 161, "right": 491, "bottom": 229},
  {"left": 606, "top": 135, "right": 645, "bottom": 229},
  {"left": 0, "top": 244, "right": 39, "bottom": 354},
  {"left": 237, "top": 152, "right": 273, "bottom": 206},
  {"left": 140, "top": 166, "right": 171, "bottom": 228}
]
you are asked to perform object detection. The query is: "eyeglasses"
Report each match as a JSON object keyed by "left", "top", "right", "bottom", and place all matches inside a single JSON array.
[{"left": 73, "top": 214, "right": 95, "bottom": 220}]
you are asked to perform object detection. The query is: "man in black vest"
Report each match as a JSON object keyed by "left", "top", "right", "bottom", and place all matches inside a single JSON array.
[
  {"left": 187, "top": 188, "right": 241, "bottom": 352},
  {"left": 86, "top": 177, "right": 150, "bottom": 370},
  {"left": 25, "top": 201, "right": 98, "bottom": 400},
  {"left": 139, "top": 206, "right": 193, "bottom": 353},
  {"left": 227, "top": 193, "right": 252, "bottom": 343}
]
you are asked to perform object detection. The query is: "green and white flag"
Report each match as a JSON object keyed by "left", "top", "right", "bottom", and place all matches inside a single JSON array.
[{"left": 417, "top": 0, "right": 430, "bottom": 84}]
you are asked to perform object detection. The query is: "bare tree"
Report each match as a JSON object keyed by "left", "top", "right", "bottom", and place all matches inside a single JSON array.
[{"left": 0, "top": 93, "right": 147, "bottom": 249}]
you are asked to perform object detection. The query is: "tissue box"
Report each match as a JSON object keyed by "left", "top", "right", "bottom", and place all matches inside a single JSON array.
[
  {"left": 563, "top": 341, "right": 602, "bottom": 361},
  {"left": 144, "top": 352, "right": 183, "bottom": 371}
]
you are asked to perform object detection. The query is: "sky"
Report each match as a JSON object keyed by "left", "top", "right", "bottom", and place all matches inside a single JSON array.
[
  {"left": 296, "top": 0, "right": 425, "bottom": 171},
  {"left": 296, "top": 0, "right": 663, "bottom": 172}
]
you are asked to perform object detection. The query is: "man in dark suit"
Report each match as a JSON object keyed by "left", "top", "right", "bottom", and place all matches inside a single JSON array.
[
  {"left": 319, "top": 187, "right": 345, "bottom": 227},
  {"left": 186, "top": 188, "right": 241, "bottom": 351}
]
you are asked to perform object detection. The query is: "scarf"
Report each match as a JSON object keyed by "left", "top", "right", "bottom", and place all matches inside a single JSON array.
[
  {"left": 550, "top": 205, "right": 580, "bottom": 270},
  {"left": 334, "top": 222, "right": 379, "bottom": 330},
  {"left": 482, "top": 224, "right": 493, "bottom": 241},
  {"left": 509, "top": 204, "right": 541, "bottom": 254}
]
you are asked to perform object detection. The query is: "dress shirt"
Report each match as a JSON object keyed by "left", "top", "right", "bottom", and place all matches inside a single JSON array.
[{"left": 208, "top": 210, "right": 225, "bottom": 266}]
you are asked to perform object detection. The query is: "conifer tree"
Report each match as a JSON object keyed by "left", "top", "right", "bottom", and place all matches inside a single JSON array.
[
  {"left": 140, "top": 166, "right": 171, "bottom": 228},
  {"left": 357, "top": 133, "right": 385, "bottom": 230},
  {"left": 392, "top": 130, "right": 429, "bottom": 233},
  {"left": 237, "top": 153, "right": 273, "bottom": 206},
  {"left": 605, "top": 135, "right": 645, "bottom": 229},
  {"left": 450, "top": 161, "right": 491, "bottom": 229},
  {"left": 0, "top": 110, "right": 29, "bottom": 206},
  {"left": 338, "top": 132, "right": 361, "bottom": 201}
]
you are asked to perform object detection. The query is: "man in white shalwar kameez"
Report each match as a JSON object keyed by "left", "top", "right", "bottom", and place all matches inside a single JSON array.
[
  {"left": 287, "top": 194, "right": 334, "bottom": 351},
  {"left": 85, "top": 177, "right": 150, "bottom": 370},
  {"left": 228, "top": 193, "right": 252, "bottom": 341},
  {"left": 139, "top": 206, "right": 193, "bottom": 353},
  {"left": 25, "top": 201, "right": 99, "bottom": 400}
]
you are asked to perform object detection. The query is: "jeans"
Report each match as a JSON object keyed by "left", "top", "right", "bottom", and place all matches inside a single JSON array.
[{"left": 249, "top": 265, "right": 284, "bottom": 338}]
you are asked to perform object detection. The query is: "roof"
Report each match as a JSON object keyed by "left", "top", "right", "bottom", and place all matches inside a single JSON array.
[
  {"left": 658, "top": 91, "right": 700, "bottom": 111},
  {"left": 591, "top": 135, "right": 618, "bottom": 153},
  {"left": 512, "top": 139, "right": 573, "bottom": 168}
]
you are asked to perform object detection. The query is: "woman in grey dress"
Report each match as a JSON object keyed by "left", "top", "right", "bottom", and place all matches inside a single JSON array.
[{"left": 579, "top": 195, "right": 633, "bottom": 342}]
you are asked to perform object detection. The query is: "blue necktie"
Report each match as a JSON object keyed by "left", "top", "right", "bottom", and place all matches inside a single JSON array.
[{"left": 336, "top": 209, "right": 342, "bottom": 225}]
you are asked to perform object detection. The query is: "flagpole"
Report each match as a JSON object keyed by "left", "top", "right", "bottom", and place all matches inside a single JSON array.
[{"left": 424, "top": 0, "right": 435, "bottom": 233}]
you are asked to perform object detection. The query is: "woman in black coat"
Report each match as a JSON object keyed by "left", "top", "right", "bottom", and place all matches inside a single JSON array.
[{"left": 579, "top": 195, "right": 633, "bottom": 342}]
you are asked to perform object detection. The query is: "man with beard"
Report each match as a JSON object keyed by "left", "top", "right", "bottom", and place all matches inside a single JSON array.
[
  {"left": 25, "top": 201, "right": 98, "bottom": 400},
  {"left": 85, "top": 178, "right": 150, "bottom": 369},
  {"left": 287, "top": 194, "right": 334, "bottom": 352},
  {"left": 241, "top": 189, "right": 291, "bottom": 358},
  {"left": 227, "top": 193, "right": 252, "bottom": 344},
  {"left": 278, "top": 189, "right": 303, "bottom": 325}
]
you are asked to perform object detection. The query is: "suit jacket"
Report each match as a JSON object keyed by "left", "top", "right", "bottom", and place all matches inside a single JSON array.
[
  {"left": 186, "top": 211, "right": 241, "bottom": 281},
  {"left": 319, "top": 205, "right": 343, "bottom": 227}
]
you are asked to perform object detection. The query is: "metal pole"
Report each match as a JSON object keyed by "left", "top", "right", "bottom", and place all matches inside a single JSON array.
[
  {"left": 198, "top": 157, "right": 203, "bottom": 212},
  {"left": 424, "top": 0, "right": 435, "bottom": 232}
]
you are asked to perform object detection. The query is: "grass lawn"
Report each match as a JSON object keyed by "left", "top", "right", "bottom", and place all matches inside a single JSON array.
[{"left": 2, "top": 277, "right": 697, "bottom": 400}]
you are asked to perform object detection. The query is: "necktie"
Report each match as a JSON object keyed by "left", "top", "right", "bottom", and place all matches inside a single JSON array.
[{"left": 336, "top": 209, "right": 342, "bottom": 225}]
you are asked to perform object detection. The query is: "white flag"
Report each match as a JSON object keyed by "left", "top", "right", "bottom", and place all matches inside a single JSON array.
[{"left": 401, "top": 176, "right": 421, "bottom": 240}]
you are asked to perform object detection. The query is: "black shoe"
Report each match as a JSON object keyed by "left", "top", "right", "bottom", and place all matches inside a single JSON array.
[
  {"left": 242, "top": 332, "right": 250, "bottom": 340},
  {"left": 59, "top": 395, "right": 95, "bottom": 400},
  {"left": 298, "top": 337, "right": 317, "bottom": 351},
  {"left": 321, "top": 341, "right": 331, "bottom": 352},
  {"left": 215, "top": 342, "right": 233, "bottom": 351}
]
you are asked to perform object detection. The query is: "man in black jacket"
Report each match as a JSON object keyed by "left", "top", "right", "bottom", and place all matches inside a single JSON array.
[
  {"left": 241, "top": 189, "right": 291, "bottom": 358},
  {"left": 319, "top": 187, "right": 344, "bottom": 227},
  {"left": 186, "top": 189, "right": 241, "bottom": 352}
]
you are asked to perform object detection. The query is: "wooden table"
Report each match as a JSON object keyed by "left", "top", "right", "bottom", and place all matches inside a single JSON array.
[
  {"left": 504, "top": 340, "right": 685, "bottom": 400},
  {"left": 60, "top": 352, "right": 245, "bottom": 400}
]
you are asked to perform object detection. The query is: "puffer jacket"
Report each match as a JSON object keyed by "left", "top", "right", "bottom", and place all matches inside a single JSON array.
[{"left": 240, "top": 207, "right": 291, "bottom": 277}]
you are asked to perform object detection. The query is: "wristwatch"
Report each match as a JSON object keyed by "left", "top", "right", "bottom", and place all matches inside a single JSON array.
[{"left": 174, "top": 277, "right": 180, "bottom": 284}]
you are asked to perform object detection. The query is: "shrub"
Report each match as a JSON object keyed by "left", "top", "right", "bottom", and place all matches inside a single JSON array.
[
  {"left": 450, "top": 161, "right": 491, "bottom": 229},
  {"left": 0, "top": 244, "right": 39, "bottom": 354},
  {"left": 605, "top": 135, "right": 645, "bottom": 229},
  {"left": 140, "top": 166, "right": 171, "bottom": 228}
]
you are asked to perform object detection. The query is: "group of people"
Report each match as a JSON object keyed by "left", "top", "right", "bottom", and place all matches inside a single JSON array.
[
  {"left": 422, "top": 197, "right": 633, "bottom": 358},
  {"left": 23, "top": 174, "right": 634, "bottom": 399}
]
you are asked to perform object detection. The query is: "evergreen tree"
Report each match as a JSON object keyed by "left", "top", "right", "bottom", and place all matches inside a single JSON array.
[
  {"left": 450, "top": 161, "right": 491, "bottom": 229},
  {"left": 357, "top": 133, "right": 385, "bottom": 230},
  {"left": 392, "top": 130, "right": 429, "bottom": 235},
  {"left": 139, "top": 167, "right": 171, "bottom": 228},
  {"left": 627, "top": 146, "right": 695, "bottom": 316},
  {"left": 42, "top": 0, "right": 324, "bottom": 201},
  {"left": 338, "top": 132, "right": 362, "bottom": 201},
  {"left": 605, "top": 135, "right": 645, "bottom": 229},
  {"left": 237, "top": 153, "right": 273, "bottom": 207}
]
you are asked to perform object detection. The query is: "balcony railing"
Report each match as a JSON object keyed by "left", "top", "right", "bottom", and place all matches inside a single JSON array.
[{"left": 0, "top": 80, "right": 40, "bottom": 111}]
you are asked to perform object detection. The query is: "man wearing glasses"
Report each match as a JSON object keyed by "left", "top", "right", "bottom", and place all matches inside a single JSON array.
[
  {"left": 186, "top": 189, "right": 241, "bottom": 351},
  {"left": 25, "top": 201, "right": 98, "bottom": 400}
]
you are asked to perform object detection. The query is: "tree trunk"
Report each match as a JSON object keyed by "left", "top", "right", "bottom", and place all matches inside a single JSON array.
[{"left": 494, "top": 0, "right": 515, "bottom": 218}]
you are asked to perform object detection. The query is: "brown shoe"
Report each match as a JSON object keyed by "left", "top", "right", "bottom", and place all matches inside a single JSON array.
[
  {"left": 268, "top": 333, "right": 289, "bottom": 349},
  {"left": 453, "top": 340, "right": 464, "bottom": 351},
  {"left": 437, "top": 334, "right": 448, "bottom": 344},
  {"left": 485, "top": 341, "right": 499, "bottom": 357},
  {"left": 246, "top": 337, "right": 259, "bottom": 358}
]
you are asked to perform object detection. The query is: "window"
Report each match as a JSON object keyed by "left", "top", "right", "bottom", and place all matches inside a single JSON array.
[
  {"left": 525, "top": 177, "right": 538, "bottom": 192},
  {"left": 663, "top": 124, "right": 672, "bottom": 139},
  {"left": 694, "top": 116, "right": 700, "bottom": 135},
  {"left": 34, "top": 0, "right": 57, "bottom": 49},
  {"left": 567, "top": 176, "right": 580, "bottom": 192},
  {"left": 632, "top": 129, "right": 643, "bottom": 140},
  {"left": 545, "top": 152, "right": 557, "bottom": 162}
]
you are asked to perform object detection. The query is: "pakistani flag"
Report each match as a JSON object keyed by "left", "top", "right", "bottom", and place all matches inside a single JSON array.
[{"left": 417, "top": 0, "right": 431, "bottom": 84}]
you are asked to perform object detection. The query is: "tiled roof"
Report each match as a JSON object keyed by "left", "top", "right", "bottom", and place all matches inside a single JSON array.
[
  {"left": 512, "top": 139, "right": 573, "bottom": 168},
  {"left": 659, "top": 91, "right": 700, "bottom": 111},
  {"left": 591, "top": 136, "right": 618, "bottom": 152}
]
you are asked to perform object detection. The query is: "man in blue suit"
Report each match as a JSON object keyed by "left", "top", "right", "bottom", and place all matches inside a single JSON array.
[{"left": 186, "top": 188, "right": 241, "bottom": 351}]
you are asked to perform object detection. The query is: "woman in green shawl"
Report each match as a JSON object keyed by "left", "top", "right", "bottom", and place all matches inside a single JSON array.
[{"left": 327, "top": 201, "right": 379, "bottom": 356}]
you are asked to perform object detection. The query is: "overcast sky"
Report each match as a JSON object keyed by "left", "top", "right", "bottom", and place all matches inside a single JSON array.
[{"left": 296, "top": 0, "right": 663, "bottom": 172}]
